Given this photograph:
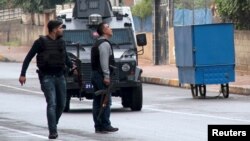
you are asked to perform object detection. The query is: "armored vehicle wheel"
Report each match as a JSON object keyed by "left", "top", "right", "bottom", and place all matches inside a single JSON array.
[
  {"left": 121, "top": 88, "right": 131, "bottom": 108},
  {"left": 121, "top": 94, "right": 131, "bottom": 108},
  {"left": 221, "top": 83, "right": 229, "bottom": 98},
  {"left": 190, "top": 84, "right": 198, "bottom": 98},
  {"left": 64, "top": 90, "right": 72, "bottom": 112},
  {"left": 130, "top": 84, "right": 143, "bottom": 111},
  {"left": 199, "top": 85, "right": 206, "bottom": 97}
]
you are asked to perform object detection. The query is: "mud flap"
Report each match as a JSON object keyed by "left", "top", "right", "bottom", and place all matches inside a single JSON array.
[{"left": 135, "top": 67, "right": 143, "bottom": 81}]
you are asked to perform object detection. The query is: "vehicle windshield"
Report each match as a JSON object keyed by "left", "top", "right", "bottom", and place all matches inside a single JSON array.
[
  {"left": 63, "top": 30, "right": 94, "bottom": 46},
  {"left": 110, "top": 28, "right": 133, "bottom": 45},
  {"left": 63, "top": 28, "right": 134, "bottom": 47}
]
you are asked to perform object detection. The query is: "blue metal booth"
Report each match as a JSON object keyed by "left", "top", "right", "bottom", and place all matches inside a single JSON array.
[{"left": 174, "top": 23, "right": 235, "bottom": 98}]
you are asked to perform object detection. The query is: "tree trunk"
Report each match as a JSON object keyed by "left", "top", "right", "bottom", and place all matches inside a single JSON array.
[
  {"left": 7, "top": 22, "right": 11, "bottom": 42},
  {"left": 169, "top": 0, "right": 174, "bottom": 27},
  {"left": 31, "top": 13, "right": 35, "bottom": 25}
]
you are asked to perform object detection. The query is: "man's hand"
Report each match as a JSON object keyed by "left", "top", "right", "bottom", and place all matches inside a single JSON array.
[
  {"left": 19, "top": 76, "right": 26, "bottom": 86},
  {"left": 72, "top": 64, "right": 77, "bottom": 70},
  {"left": 72, "top": 64, "right": 78, "bottom": 75},
  {"left": 103, "top": 78, "right": 110, "bottom": 86}
]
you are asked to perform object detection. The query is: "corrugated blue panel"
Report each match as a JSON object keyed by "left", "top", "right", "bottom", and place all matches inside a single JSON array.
[
  {"left": 174, "top": 26, "right": 194, "bottom": 67},
  {"left": 174, "top": 8, "right": 213, "bottom": 26},
  {"left": 202, "top": 65, "right": 235, "bottom": 84},
  {"left": 178, "top": 67, "right": 196, "bottom": 84},
  {"left": 178, "top": 65, "right": 235, "bottom": 84},
  {"left": 193, "top": 23, "right": 235, "bottom": 66}
]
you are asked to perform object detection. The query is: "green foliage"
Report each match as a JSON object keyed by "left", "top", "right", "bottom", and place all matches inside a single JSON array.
[
  {"left": 174, "top": 0, "right": 213, "bottom": 9},
  {"left": 132, "top": 0, "right": 152, "bottom": 19},
  {"left": 0, "top": 0, "right": 13, "bottom": 9},
  {"left": 12, "top": 0, "right": 43, "bottom": 13},
  {"left": 215, "top": 0, "right": 250, "bottom": 30},
  {"left": 0, "top": 0, "right": 7, "bottom": 8},
  {"left": 11, "top": 0, "right": 71, "bottom": 13}
]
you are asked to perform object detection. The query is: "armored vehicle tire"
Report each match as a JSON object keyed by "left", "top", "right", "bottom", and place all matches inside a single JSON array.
[
  {"left": 130, "top": 84, "right": 143, "bottom": 111},
  {"left": 121, "top": 94, "right": 131, "bottom": 108},
  {"left": 121, "top": 84, "right": 143, "bottom": 111},
  {"left": 64, "top": 90, "right": 72, "bottom": 112},
  {"left": 121, "top": 88, "right": 132, "bottom": 108}
]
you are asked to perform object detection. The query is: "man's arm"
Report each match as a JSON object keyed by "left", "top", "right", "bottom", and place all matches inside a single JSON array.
[
  {"left": 19, "top": 39, "right": 40, "bottom": 86},
  {"left": 20, "top": 40, "right": 40, "bottom": 77},
  {"left": 99, "top": 42, "right": 111, "bottom": 79},
  {"left": 65, "top": 51, "right": 73, "bottom": 68}
]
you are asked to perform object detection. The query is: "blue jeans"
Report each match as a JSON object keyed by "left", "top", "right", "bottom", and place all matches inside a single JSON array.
[
  {"left": 91, "top": 71, "right": 112, "bottom": 129},
  {"left": 40, "top": 74, "right": 66, "bottom": 133}
]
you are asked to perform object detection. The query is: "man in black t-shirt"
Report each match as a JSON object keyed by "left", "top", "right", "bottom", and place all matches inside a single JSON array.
[{"left": 19, "top": 20, "right": 75, "bottom": 139}]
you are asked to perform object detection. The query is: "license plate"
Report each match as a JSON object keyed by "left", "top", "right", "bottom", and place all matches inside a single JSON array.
[{"left": 85, "top": 83, "right": 94, "bottom": 89}]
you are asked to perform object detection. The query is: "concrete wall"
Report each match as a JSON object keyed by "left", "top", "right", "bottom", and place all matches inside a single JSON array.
[
  {"left": 168, "top": 28, "right": 175, "bottom": 64},
  {"left": 234, "top": 30, "right": 250, "bottom": 75},
  {"left": 0, "top": 11, "right": 56, "bottom": 46},
  {"left": 123, "top": 0, "right": 134, "bottom": 6},
  {"left": 138, "top": 32, "right": 153, "bottom": 62},
  {"left": 138, "top": 29, "right": 176, "bottom": 65},
  {"left": 0, "top": 20, "right": 43, "bottom": 46}
]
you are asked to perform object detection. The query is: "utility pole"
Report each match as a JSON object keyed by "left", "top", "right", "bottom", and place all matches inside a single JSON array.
[
  {"left": 168, "top": 0, "right": 174, "bottom": 27},
  {"left": 153, "top": 0, "right": 168, "bottom": 65},
  {"left": 153, "top": 0, "right": 161, "bottom": 65}
]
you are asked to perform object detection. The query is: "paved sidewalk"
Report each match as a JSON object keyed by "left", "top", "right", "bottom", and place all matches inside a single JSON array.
[
  {"left": 0, "top": 46, "right": 32, "bottom": 62},
  {"left": 1, "top": 45, "right": 250, "bottom": 95}
]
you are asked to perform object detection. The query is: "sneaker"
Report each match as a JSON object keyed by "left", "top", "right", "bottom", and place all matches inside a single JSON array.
[
  {"left": 95, "top": 128, "right": 108, "bottom": 134},
  {"left": 102, "top": 126, "right": 119, "bottom": 132},
  {"left": 48, "top": 132, "right": 58, "bottom": 139}
]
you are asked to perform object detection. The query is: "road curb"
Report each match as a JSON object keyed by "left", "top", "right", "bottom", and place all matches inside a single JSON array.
[
  {"left": 229, "top": 85, "right": 250, "bottom": 95},
  {"left": 141, "top": 76, "right": 180, "bottom": 87},
  {"left": 0, "top": 54, "right": 12, "bottom": 62},
  {"left": 141, "top": 76, "right": 250, "bottom": 96}
]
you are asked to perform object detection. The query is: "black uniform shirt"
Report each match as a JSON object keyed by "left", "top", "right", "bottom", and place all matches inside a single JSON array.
[{"left": 20, "top": 37, "right": 72, "bottom": 77}]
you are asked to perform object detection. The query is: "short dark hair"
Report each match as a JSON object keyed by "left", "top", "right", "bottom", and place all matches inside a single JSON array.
[
  {"left": 96, "top": 22, "right": 106, "bottom": 36},
  {"left": 47, "top": 20, "right": 63, "bottom": 33}
]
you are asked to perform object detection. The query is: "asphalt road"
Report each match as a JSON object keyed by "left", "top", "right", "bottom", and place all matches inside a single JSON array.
[{"left": 1, "top": 62, "right": 250, "bottom": 141}]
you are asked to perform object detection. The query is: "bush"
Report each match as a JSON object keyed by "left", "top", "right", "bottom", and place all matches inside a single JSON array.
[{"left": 215, "top": 0, "right": 250, "bottom": 30}]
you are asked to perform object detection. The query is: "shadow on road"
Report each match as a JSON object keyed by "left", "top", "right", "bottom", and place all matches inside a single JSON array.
[{"left": 65, "top": 107, "right": 138, "bottom": 114}]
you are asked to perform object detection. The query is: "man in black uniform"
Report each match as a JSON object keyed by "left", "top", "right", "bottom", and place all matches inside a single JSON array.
[
  {"left": 91, "top": 22, "right": 119, "bottom": 133},
  {"left": 19, "top": 20, "right": 75, "bottom": 139}
]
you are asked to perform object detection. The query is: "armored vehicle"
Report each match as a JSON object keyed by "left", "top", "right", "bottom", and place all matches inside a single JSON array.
[{"left": 58, "top": 0, "right": 147, "bottom": 112}]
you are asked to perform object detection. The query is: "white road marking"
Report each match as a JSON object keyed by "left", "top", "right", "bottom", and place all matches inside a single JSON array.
[
  {"left": 143, "top": 106, "right": 250, "bottom": 123},
  {"left": 0, "top": 83, "right": 43, "bottom": 94},
  {"left": 0, "top": 126, "right": 63, "bottom": 140}
]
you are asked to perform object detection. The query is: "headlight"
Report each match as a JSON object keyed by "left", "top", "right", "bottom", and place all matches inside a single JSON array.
[
  {"left": 122, "top": 63, "right": 130, "bottom": 72},
  {"left": 88, "top": 14, "right": 102, "bottom": 25}
]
